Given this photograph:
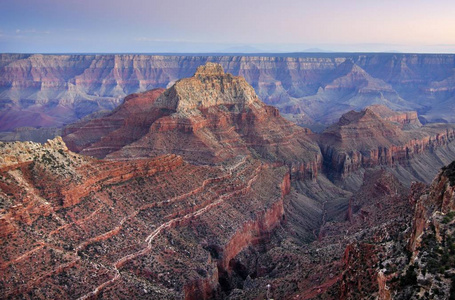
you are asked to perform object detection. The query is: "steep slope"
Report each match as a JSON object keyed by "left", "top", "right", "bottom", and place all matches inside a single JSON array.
[
  {"left": 223, "top": 168, "right": 413, "bottom": 300},
  {"left": 367, "top": 104, "right": 422, "bottom": 129},
  {"left": 63, "top": 88, "right": 166, "bottom": 154},
  {"left": 333, "top": 161, "right": 455, "bottom": 300},
  {"left": 0, "top": 137, "right": 293, "bottom": 299},
  {"left": 223, "top": 162, "right": 455, "bottom": 300},
  {"left": 394, "top": 161, "right": 455, "bottom": 299},
  {"left": 283, "top": 60, "right": 418, "bottom": 125},
  {"left": 64, "top": 63, "right": 322, "bottom": 179},
  {"left": 319, "top": 107, "right": 455, "bottom": 183},
  {"left": 421, "top": 72, "right": 455, "bottom": 123},
  {"left": 2, "top": 53, "right": 455, "bottom": 136}
]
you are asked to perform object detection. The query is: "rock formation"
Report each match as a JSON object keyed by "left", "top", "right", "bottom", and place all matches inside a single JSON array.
[
  {"left": 3, "top": 62, "right": 455, "bottom": 300},
  {"left": 367, "top": 104, "right": 422, "bottom": 129},
  {"left": 319, "top": 107, "right": 455, "bottom": 182},
  {"left": 394, "top": 161, "right": 455, "bottom": 299},
  {"left": 323, "top": 161, "right": 455, "bottom": 300},
  {"left": 1, "top": 53, "right": 455, "bottom": 136},
  {"left": 63, "top": 63, "right": 322, "bottom": 180},
  {"left": 0, "top": 136, "right": 292, "bottom": 299}
]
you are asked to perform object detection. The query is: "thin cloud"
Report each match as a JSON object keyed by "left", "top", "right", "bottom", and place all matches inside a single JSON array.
[{"left": 16, "top": 29, "right": 51, "bottom": 34}]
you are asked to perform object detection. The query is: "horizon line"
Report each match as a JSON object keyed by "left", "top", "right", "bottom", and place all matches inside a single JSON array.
[{"left": 2, "top": 51, "right": 455, "bottom": 56}]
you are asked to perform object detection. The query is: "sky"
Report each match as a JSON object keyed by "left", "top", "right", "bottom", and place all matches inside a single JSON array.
[{"left": 1, "top": 0, "right": 455, "bottom": 53}]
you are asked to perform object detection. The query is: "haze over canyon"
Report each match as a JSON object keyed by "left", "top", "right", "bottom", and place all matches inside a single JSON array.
[
  {"left": 2, "top": 0, "right": 455, "bottom": 297},
  {"left": 1, "top": 53, "right": 455, "bottom": 142},
  {"left": 1, "top": 61, "right": 455, "bottom": 299}
]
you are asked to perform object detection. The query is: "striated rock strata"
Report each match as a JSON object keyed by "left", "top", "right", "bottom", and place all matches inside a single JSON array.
[
  {"left": 394, "top": 161, "right": 455, "bottom": 299},
  {"left": 3, "top": 62, "right": 455, "bottom": 300},
  {"left": 367, "top": 104, "right": 421, "bottom": 129},
  {"left": 64, "top": 63, "right": 322, "bottom": 180},
  {"left": 0, "top": 137, "right": 291, "bottom": 299},
  {"left": 2, "top": 53, "right": 455, "bottom": 135},
  {"left": 319, "top": 107, "right": 455, "bottom": 181}
]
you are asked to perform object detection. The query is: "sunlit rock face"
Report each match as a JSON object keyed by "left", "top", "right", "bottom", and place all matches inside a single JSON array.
[
  {"left": 3, "top": 62, "right": 455, "bottom": 300},
  {"left": 1, "top": 53, "right": 455, "bottom": 134},
  {"left": 319, "top": 106, "right": 455, "bottom": 181},
  {"left": 63, "top": 63, "right": 322, "bottom": 180},
  {"left": 0, "top": 136, "right": 292, "bottom": 299}
]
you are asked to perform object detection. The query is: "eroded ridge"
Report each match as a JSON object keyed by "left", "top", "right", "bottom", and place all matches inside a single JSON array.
[{"left": 1, "top": 138, "right": 289, "bottom": 299}]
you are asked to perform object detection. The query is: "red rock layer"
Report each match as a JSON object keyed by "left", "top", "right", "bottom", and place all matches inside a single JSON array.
[
  {"left": 63, "top": 63, "right": 322, "bottom": 180},
  {"left": 0, "top": 138, "right": 290, "bottom": 299},
  {"left": 2, "top": 53, "right": 455, "bottom": 132},
  {"left": 320, "top": 107, "right": 455, "bottom": 178},
  {"left": 339, "top": 243, "right": 382, "bottom": 299},
  {"left": 63, "top": 88, "right": 166, "bottom": 154},
  {"left": 367, "top": 104, "right": 421, "bottom": 129},
  {"left": 408, "top": 161, "right": 455, "bottom": 253}
]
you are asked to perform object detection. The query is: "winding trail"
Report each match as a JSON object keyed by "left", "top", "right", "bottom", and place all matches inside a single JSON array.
[{"left": 77, "top": 157, "right": 258, "bottom": 300}]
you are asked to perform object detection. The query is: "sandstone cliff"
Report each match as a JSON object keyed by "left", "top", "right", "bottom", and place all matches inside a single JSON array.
[
  {"left": 3, "top": 60, "right": 455, "bottom": 300},
  {"left": 0, "top": 137, "right": 292, "bottom": 299},
  {"left": 1, "top": 53, "right": 455, "bottom": 135},
  {"left": 64, "top": 63, "right": 322, "bottom": 180},
  {"left": 319, "top": 107, "right": 455, "bottom": 182}
]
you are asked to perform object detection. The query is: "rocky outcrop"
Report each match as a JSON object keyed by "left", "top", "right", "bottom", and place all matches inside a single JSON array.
[
  {"left": 63, "top": 63, "right": 322, "bottom": 180},
  {"left": 63, "top": 88, "right": 166, "bottom": 154},
  {"left": 408, "top": 161, "right": 455, "bottom": 253},
  {"left": 383, "top": 161, "right": 455, "bottom": 300},
  {"left": 340, "top": 243, "right": 382, "bottom": 299},
  {"left": 2, "top": 53, "right": 455, "bottom": 135},
  {"left": 319, "top": 107, "right": 455, "bottom": 180},
  {"left": 0, "top": 136, "right": 68, "bottom": 168},
  {"left": 368, "top": 104, "right": 421, "bottom": 129},
  {"left": 0, "top": 135, "right": 292, "bottom": 299}
]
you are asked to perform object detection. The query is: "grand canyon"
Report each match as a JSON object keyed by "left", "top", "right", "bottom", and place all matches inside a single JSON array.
[
  {"left": 1, "top": 60, "right": 455, "bottom": 299},
  {"left": 1, "top": 53, "right": 455, "bottom": 142}
]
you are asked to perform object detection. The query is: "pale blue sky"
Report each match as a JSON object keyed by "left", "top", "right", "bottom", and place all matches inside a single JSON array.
[{"left": 1, "top": 0, "right": 455, "bottom": 53}]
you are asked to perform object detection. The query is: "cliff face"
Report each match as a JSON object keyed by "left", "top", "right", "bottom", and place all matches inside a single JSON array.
[
  {"left": 1, "top": 53, "right": 455, "bottom": 134},
  {"left": 373, "top": 161, "right": 455, "bottom": 300},
  {"left": 226, "top": 167, "right": 414, "bottom": 300},
  {"left": 408, "top": 161, "right": 455, "bottom": 254},
  {"left": 333, "top": 161, "right": 455, "bottom": 300},
  {"left": 63, "top": 63, "right": 322, "bottom": 180},
  {"left": 63, "top": 88, "right": 166, "bottom": 154},
  {"left": 3, "top": 60, "right": 455, "bottom": 300},
  {"left": 319, "top": 107, "right": 455, "bottom": 181},
  {"left": 0, "top": 137, "right": 292, "bottom": 300},
  {"left": 367, "top": 104, "right": 422, "bottom": 129}
]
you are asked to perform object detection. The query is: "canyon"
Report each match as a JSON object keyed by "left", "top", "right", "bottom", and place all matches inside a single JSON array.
[
  {"left": 0, "top": 137, "right": 291, "bottom": 299},
  {"left": 2, "top": 62, "right": 455, "bottom": 299},
  {"left": 319, "top": 105, "right": 455, "bottom": 183},
  {"left": 1, "top": 53, "right": 455, "bottom": 138}
]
